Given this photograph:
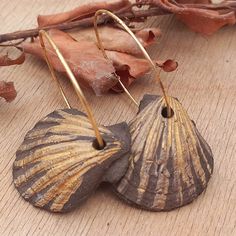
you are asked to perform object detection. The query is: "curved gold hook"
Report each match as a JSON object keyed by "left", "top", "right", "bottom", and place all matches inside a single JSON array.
[
  {"left": 94, "top": 9, "right": 171, "bottom": 116},
  {"left": 39, "top": 30, "right": 105, "bottom": 149}
]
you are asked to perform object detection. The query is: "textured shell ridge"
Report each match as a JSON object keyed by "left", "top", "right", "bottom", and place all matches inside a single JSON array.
[
  {"left": 115, "top": 95, "right": 214, "bottom": 211},
  {"left": 13, "top": 108, "right": 131, "bottom": 212}
]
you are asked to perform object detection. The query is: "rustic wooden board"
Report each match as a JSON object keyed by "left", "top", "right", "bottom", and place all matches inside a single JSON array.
[{"left": 0, "top": 1, "right": 235, "bottom": 235}]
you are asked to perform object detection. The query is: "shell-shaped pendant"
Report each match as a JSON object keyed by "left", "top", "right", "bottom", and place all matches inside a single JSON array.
[
  {"left": 13, "top": 109, "right": 130, "bottom": 212},
  {"left": 115, "top": 95, "right": 214, "bottom": 211}
]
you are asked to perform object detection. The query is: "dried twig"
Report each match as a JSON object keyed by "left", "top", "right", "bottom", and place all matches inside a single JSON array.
[{"left": 0, "top": 7, "right": 170, "bottom": 44}]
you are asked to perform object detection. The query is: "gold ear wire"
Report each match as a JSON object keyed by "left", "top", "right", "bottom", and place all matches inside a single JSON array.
[
  {"left": 39, "top": 30, "right": 105, "bottom": 149},
  {"left": 94, "top": 9, "right": 171, "bottom": 117}
]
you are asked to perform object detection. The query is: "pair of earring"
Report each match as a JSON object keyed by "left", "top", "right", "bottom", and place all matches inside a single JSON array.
[{"left": 13, "top": 10, "right": 214, "bottom": 213}]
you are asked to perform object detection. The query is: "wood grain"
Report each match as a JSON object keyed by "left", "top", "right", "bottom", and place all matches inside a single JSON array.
[{"left": 0, "top": 1, "right": 235, "bottom": 235}]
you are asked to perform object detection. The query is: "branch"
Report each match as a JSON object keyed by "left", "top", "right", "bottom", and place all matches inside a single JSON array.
[{"left": 0, "top": 7, "right": 170, "bottom": 44}]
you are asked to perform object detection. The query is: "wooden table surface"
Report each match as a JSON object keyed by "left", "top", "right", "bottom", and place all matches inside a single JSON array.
[{"left": 0, "top": 1, "right": 235, "bottom": 235}]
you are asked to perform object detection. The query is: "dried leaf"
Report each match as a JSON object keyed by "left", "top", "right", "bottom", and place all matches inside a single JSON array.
[
  {"left": 38, "top": 0, "right": 131, "bottom": 27},
  {"left": 107, "top": 51, "right": 151, "bottom": 91},
  {"left": 22, "top": 29, "right": 118, "bottom": 95},
  {"left": 70, "top": 26, "right": 161, "bottom": 56},
  {"left": 106, "top": 51, "right": 177, "bottom": 92},
  {"left": 23, "top": 27, "right": 177, "bottom": 94},
  {"left": 0, "top": 48, "right": 25, "bottom": 66},
  {"left": 156, "top": 59, "right": 178, "bottom": 72},
  {"left": 140, "top": 0, "right": 236, "bottom": 35},
  {"left": 108, "top": 50, "right": 153, "bottom": 78},
  {"left": 0, "top": 81, "right": 17, "bottom": 102},
  {"left": 30, "top": 1, "right": 178, "bottom": 94}
]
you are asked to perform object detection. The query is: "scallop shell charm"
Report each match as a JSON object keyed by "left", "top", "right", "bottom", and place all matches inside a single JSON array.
[
  {"left": 115, "top": 95, "right": 214, "bottom": 211},
  {"left": 13, "top": 109, "right": 130, "bottom": 212}
]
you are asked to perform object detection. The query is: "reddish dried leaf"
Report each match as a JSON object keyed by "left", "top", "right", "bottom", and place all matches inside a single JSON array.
[
  {"left": 0, "top": 49, "right": 25, "bottom": 66},
  {"left": 156, "top": 59, "right": 178, "bottom": 72},
  {"left": 139, "top": 0, "right": 236, "bottom": 35},
  {"left": 38, "top": 0, "right": 131, "bottom": 27},
  {"left": 70, "top": 26, "right": 161, "bottom": 55},
  {"left": 135, "top": 28, "right": 161, "bottom": 48},
  {"left": 22, "top": 29, "right": 118, "bottom": 95},
  {"left": 32, "top": 1, "right": 178, "bottom": 94},
  {"left": 0, "top": 81, "right": 17, "bottom": 102},
  {"left": 107, "top": 51, "right": 153, "bottom": 78},
  {"left": 23, "top": 27, "right": 174, "bottom": 93},
  {"left": 106, "top": 51, "right": 177, "bottom": 92}
]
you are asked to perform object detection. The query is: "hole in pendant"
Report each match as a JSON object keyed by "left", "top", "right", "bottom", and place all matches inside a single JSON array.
[
  {"left": 161, "top": 106, "right": 174, "bottom": 118},
  {"left": 92, "top": 138, "right": 106, "bottom": 150}
]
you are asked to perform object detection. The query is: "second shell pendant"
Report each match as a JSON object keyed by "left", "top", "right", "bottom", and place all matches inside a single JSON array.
[{"left": 115, "top": 94, "right": 214, "bottom": 211}]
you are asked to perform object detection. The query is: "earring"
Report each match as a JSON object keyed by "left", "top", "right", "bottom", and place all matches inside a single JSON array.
[
  {"left": 13, "top": 30, "right": 131, "bottom": 213},
  {"left": 94, "top": 10, "right": 214, "bottom": 211}
]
